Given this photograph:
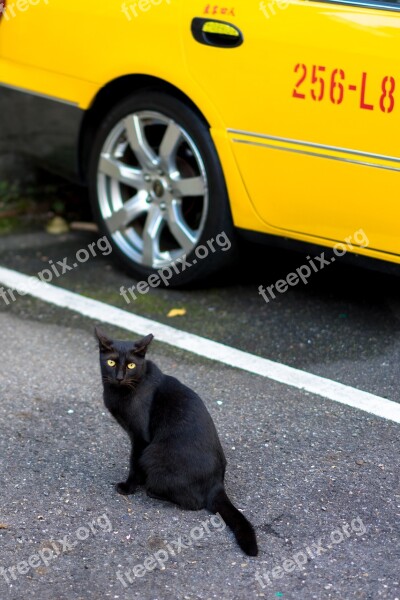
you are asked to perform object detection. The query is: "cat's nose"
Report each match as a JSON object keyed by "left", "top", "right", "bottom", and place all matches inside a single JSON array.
[{"left": 116, "top": 367, "right": 124, "bottom": 380}]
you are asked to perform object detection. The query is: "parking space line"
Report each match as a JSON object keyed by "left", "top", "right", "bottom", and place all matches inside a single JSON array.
[{"left": 1, "top": 264, "right": 400, "bottom": 424}]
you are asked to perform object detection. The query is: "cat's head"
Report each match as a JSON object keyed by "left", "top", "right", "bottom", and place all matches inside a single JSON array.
[{"left": 95, "top": 327, "right": 153, "bottom": 388}]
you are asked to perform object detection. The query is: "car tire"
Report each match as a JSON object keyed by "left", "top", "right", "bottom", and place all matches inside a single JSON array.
[{"left": 88, "top": 90, "right": 236, "bottom": 287}]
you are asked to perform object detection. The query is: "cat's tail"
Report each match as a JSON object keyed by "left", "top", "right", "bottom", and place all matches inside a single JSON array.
[{"left": 207, "top": 486, "right": 258, "bottom": 556}]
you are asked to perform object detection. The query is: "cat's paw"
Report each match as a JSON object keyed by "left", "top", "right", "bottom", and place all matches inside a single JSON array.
[{"left": 116, "top": 481, "right": 136, "bottom": 495}]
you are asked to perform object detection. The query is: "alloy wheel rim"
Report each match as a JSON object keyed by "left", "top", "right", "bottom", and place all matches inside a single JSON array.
[{"left": 97, "top": 110, "right": 209, "bottom": 270}]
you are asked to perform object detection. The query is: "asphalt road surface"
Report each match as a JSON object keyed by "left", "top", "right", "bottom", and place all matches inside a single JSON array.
[{"left": 0, "top": 228, "right": 399, "bottom": 600}]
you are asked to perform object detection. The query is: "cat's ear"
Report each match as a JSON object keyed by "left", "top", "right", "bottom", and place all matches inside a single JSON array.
[
  {"left": 133, "top": 334, "right": 154, "bottom": 357},
  {"left": 94, "top": 326, "right": 114, "bottom": 352}
]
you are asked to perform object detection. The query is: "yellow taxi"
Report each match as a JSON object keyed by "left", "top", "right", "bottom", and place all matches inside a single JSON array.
[{"left": 1, "top": 0, "right": 399, "bottom": 284}]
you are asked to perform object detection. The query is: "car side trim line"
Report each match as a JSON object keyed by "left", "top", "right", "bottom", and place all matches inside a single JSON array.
[
  {"left": 0, "top": 81, "right": 79, "bottom": 107},
  {"left": 232, "top": 139, "right": 400, "bottom": 173},
  {"left": 228, "top": 130, "right": 400, "bottom": 172},
  {"left": 228, "top": 129, "right": 400, "bottom": 163}
]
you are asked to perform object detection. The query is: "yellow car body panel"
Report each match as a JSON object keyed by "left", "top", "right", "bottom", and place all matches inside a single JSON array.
[
  {"left": 1, "top": 0, "right": 400, "bottom": 266},
  {"left": 182, "top": 1, "right": 400, "bottom": 260}
]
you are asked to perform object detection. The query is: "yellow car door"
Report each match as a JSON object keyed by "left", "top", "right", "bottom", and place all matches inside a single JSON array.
[{"left": 182, "top": 0, "right": 400, "bottom": 256}]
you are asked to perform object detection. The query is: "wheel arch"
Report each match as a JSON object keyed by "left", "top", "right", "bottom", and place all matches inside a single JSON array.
[{"left": 78, "top": 74, "right": 210, "bottom": 183}]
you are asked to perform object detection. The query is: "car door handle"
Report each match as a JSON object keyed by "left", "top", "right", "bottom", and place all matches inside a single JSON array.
[{"left": 191, "top": 18, "right": 243, "bottom": 48}]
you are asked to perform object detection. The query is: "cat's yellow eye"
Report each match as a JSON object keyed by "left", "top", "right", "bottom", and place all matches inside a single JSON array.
[
  {"left": 107, "top": 360, "right": 116, "bottom": 367},
  {"left": 127, "top": 363, "right": 136, "bottom": 370}
]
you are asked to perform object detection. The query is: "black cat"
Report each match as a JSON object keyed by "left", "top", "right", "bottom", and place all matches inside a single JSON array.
[{"left": 95, "top": 327, "right": 258, "bottom": 556}]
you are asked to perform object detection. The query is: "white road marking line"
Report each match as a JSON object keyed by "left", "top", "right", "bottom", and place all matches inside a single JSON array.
[{"left": 1, "top": 265, "right": 400, "bottom": 424}]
